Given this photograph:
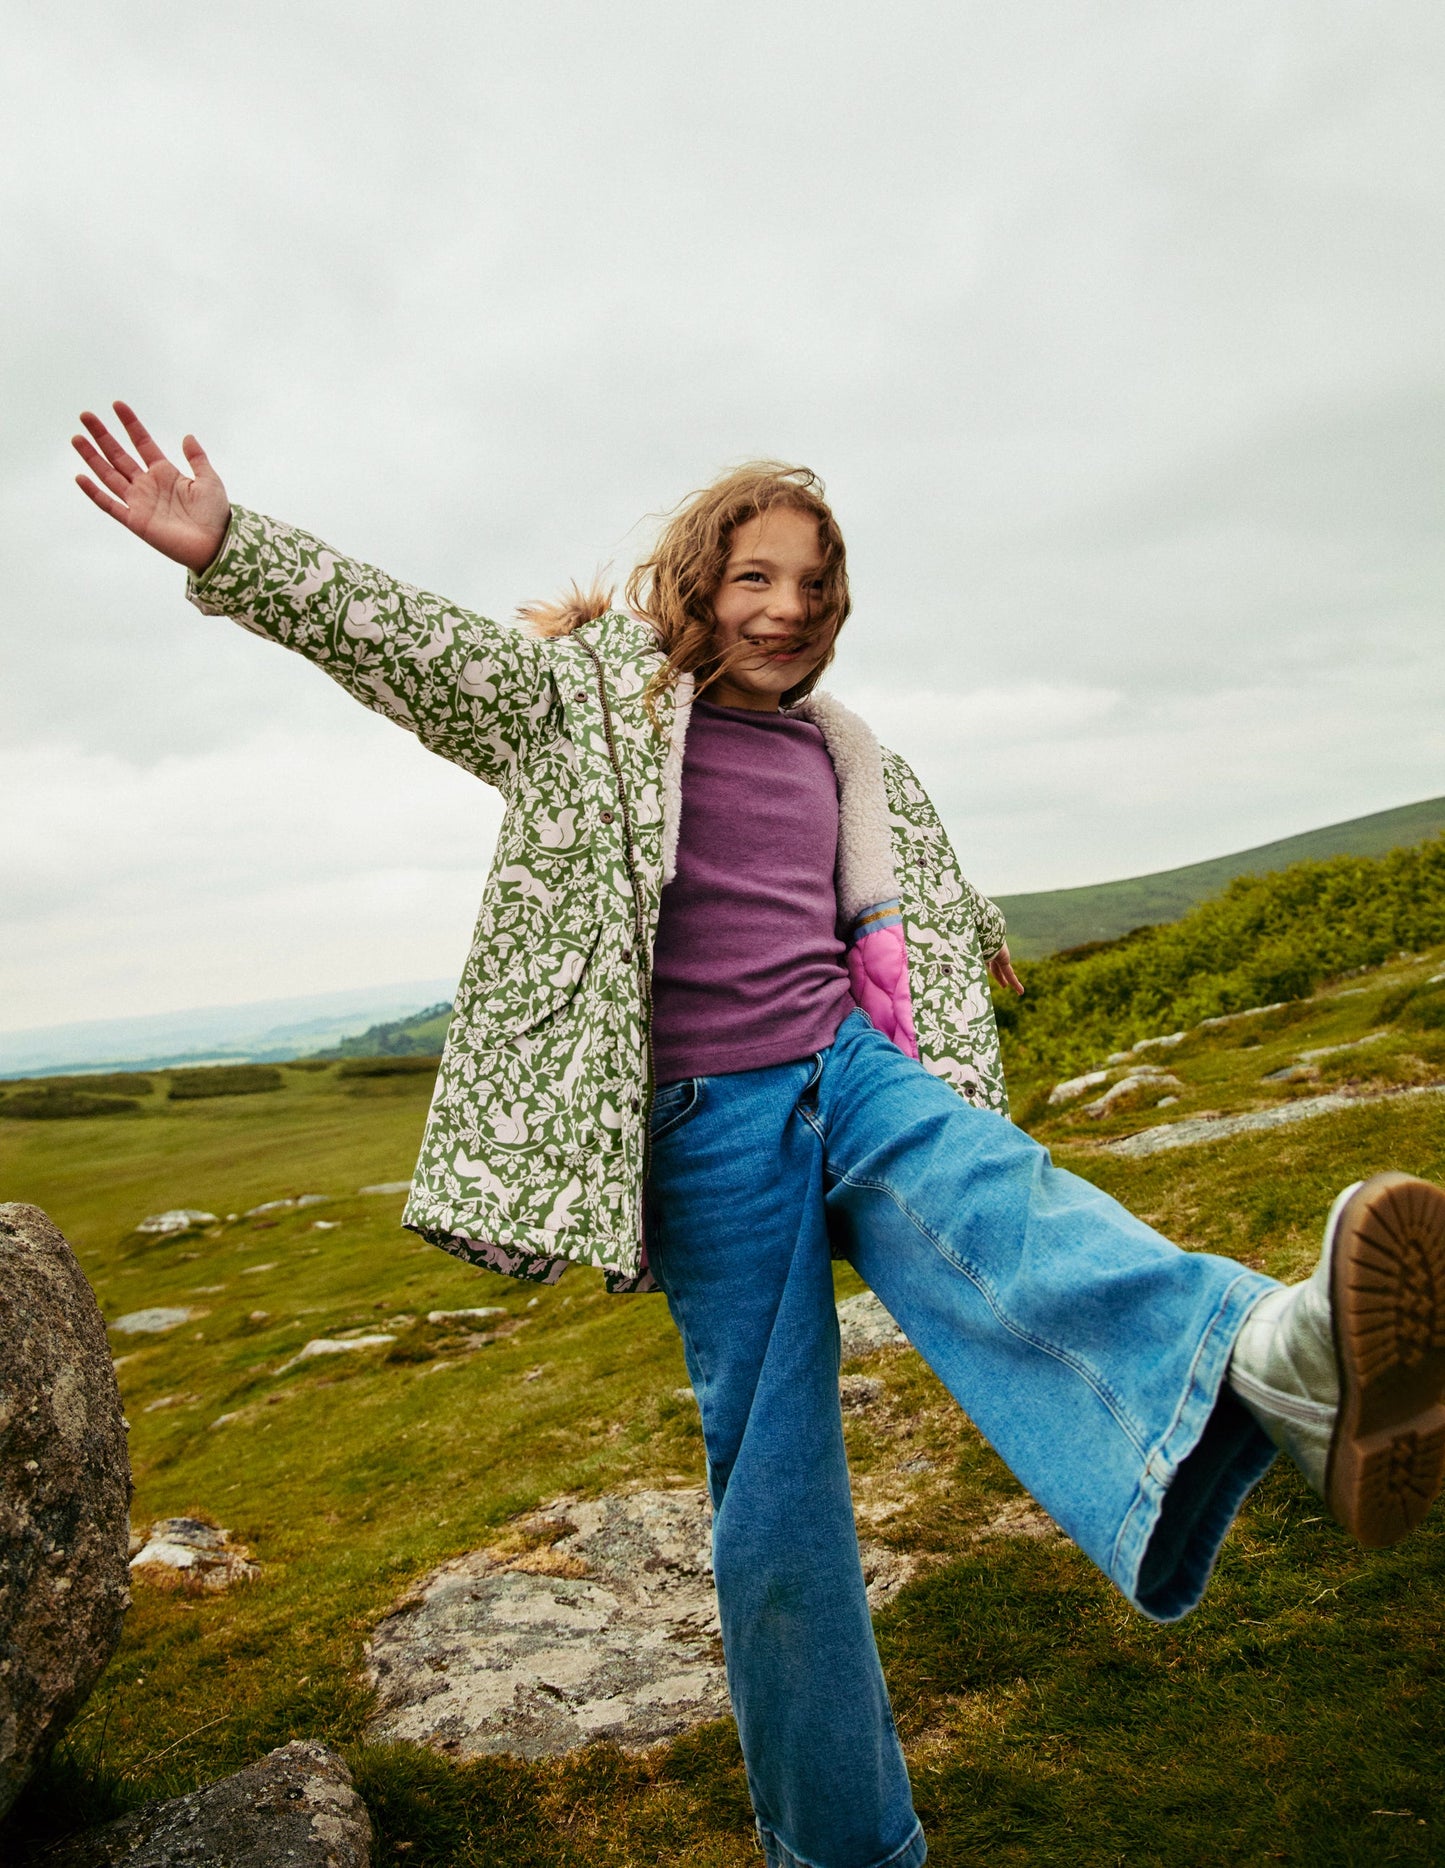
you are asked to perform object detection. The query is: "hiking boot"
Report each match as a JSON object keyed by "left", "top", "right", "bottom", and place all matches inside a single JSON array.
[{"left": 1228, "top": 1172, "right": 1445, "bottom": 1547}]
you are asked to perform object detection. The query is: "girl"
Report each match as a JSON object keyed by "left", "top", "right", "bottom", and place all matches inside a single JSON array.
[{"left": 74, "top": 402, "right": 1445, "bottom": 1868}]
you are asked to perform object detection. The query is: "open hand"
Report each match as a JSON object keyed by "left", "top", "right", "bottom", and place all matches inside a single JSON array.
[
  {"left": 72, "top": 401, "right": 230, "bottom": 573},
  {"left": 988, "top": 942, "right": 1025, "bottom": 996}
]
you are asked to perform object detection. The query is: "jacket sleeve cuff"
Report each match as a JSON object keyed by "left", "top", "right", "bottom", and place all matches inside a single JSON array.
[
  {"left": 185, "top": 505, "right": 259, "bottom": 612},
  {"left": 977, "top": 899, "right": 1008, "bottom": 959}
]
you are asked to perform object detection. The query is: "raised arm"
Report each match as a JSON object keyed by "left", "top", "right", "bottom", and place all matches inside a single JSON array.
[{"left": 72, "top": 403, "right": 554, "bottom": 792}]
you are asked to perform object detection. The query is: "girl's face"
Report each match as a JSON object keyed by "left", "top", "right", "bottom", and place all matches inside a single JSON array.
[{"left": 706, "top": 508, "right": 831, "bottom": 711}]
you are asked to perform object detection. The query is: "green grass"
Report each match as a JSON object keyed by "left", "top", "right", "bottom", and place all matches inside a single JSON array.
[
  {"left": 4, "top": 957, "right": 1445, "bottom": 1863},
  {"left": 996, "top": 793, "right": 1445, "bottom": 958}
]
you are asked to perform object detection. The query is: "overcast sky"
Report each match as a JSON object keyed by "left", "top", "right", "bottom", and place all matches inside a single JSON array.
[{"left": 4, "top": 1, "right": 1442, "bottom": 1032}]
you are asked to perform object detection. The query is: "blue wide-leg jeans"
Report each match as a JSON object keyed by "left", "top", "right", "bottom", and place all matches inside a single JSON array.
[{"left": 643, "top": 1012, "right": 1278, "bottom": 1868}]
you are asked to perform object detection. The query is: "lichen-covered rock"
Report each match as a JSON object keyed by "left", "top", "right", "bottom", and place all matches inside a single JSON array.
[
  {"left": 0, "top": 1204, "right": 131, "bottom": 1820},
  {"left": 367, "top": 1489, "right": 729, "bottom": 1759},
  {"left": 836, "top": 1290, "right": 909, "bottom": 1360},
  {"left": 37, "top": 1739, "right": 371, "bottom": 1866}
]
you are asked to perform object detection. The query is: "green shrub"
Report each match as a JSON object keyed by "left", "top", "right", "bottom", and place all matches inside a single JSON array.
[
  {"left": 0, "top": 1090, "right": 141, "bottom": 1120},
  {"left": 998, "top": 834, "right": 1445, "bottom": 1078},
  {"left": 166, "top": 1065, "right": 284, "bottom": 1100},
  {"left": 336, "top": 1055, "right": 440, "bottom": 1079},
  {"left": 2, "top": 1072, "right": 155, "bottom": 1096}
]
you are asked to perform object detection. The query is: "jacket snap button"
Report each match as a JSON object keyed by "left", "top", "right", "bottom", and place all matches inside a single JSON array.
[
  {"left": 941, "top": 963, "right": 953, "bottom": 975},
  {"left": 629, "top": 1096, "right": 640, "bottom": 1113},
  {"left": 573, "top": 688, "right": 587, "bottom": 703},
  {"left": 600, "top": 810, "right": 614, "bottom": 824}
]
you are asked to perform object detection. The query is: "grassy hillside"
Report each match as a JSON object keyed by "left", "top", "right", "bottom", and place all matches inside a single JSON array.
[
  {"left": 3, "top": 913, "right": 1445, "bottom": 1860},
  {"left": 995, "top": 794, "right": 1445, "bottom": 958},
  {"left": 321, "top": 1002, "right": 454, "bottom": 1060},
  {"left": 995, "top": 833, "right": 1445, "bottom": 1081}
]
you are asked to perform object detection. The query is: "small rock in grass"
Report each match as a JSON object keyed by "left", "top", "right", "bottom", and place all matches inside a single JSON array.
[
  {"left": 1047, "top": 1069, "right": 1109, "bottom": 1106},
  {"left": 358, "top": 1180, "right": 412, "bottom": 1196},
  {"left": 1298, "top": 1033, "right": 1388, "bottom": 1063},
  {"left": 133, "top": 1208, "right": 218, "bottom": 1235},
  {"left": 129, "top": 1517, "right": 258, "bottom": 1590},
  {"left": 1198, "top": 1002, "right": 1289, "bottom": 1029},
  {"left": 278, "top": 1335, "right": 396, "bottom": 1373},
  {"left": 240, "top": 1262, "right": 279, "bottom": 1275},
  {"left": 837, "top": 1291, "right": 909, "bottom": 1359},
  {"left": 1131, "top": 1031, "right": 1186, "bottom": 1053},
  {"left": 427, "top": 1306, "right": 507, "bottom": 1324},
  {"left": 1156, "top": 1095, "right": 1180, "bottom": 1107},
  {"left": 295, "top": 1194, "right": 330, "bottom": 1208},
  {"left": 36, "top": 1737, "right": 370, "bottom": 1866},
  {"left": 1264, "top": 1063, "right": 1321, "bottom": 1084},
  {"left": 1105, "top": 1050, "right": 1133, "bottom": 1066},
  {"left": 249, "top": 1309, "right": 268, "bottom": 1322},
  {"left": 840, "top": 1374, "right": 884, "bottom": 1409},
  {"left": 312, "top": 1219, "right": 341, "bottom": 1230},
  {"left": 109, "top": 1306, "right": 201, "bottom": 1335},
  {"left": 243, "top": 1199, "right": 295, "bottom": 1217},
  {"left": 521, "top": 1365, "right": 546, "bottom": 1382},
  {"left": 1083, "top": 1073, "right": 1185, "bottom": 1118}
]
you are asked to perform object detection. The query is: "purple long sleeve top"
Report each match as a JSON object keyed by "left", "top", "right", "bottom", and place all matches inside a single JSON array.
[{"left": 649, "top": 698, "right": 856, "bottom": 1082}]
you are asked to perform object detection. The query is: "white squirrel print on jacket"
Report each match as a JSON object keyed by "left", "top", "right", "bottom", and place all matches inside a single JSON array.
[{"left": 189, "top": 507, "right": 1010, "bottom": 1291}]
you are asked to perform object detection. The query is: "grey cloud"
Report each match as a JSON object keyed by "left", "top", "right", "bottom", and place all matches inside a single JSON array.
[{"left": 4, "top": 0, "right": 1442, "bottom": 1021}]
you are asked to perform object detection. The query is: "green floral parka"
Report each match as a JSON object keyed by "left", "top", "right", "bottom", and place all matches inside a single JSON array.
[{"left": 190, "top": 508, "right": 1009, "bottom": 1291}]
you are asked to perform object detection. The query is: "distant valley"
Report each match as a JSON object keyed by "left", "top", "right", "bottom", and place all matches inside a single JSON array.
[{"left": 5, "top": 794, "right": 1443, "bottom": 1076}]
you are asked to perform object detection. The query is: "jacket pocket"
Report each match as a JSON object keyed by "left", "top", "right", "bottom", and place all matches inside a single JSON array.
[{"left": 464, "top": 921, "right": 603, "bottom": 1042}]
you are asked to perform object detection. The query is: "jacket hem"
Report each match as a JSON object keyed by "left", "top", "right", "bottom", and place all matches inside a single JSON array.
[{"left": 406, "top": 1222, "right": 661, "bottom": 1295}]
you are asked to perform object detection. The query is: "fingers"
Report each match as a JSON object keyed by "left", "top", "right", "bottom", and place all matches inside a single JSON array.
[
  {"left": 79, "top": 409, "right": 141, "bottom": 483},
  {"left": 112, "top": 400, "right": 169, "bottom": 469},
  {"left": 988, "top": 952, "right": 1025, "bottom": 996},
  {"left": 181, "top": 433, "right": 217, "bottom": 481},
  {"left": 71, "top": 432, "right": 133, "bottom": 500},
  {"left": 75, "top": 472, "right": 131, "bottom": 524}
]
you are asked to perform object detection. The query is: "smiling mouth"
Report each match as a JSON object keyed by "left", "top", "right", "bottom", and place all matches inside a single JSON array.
[{"left": 743, "top": 638, "right": 807, "bottom": 661}]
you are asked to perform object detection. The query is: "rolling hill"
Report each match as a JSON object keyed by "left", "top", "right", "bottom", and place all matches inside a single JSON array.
[{"left": 994, "top": 794, "right": 1445, "bottom": 959}]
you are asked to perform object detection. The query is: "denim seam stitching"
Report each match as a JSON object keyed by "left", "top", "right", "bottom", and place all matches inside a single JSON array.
[
  {"left": 1108, "top": 1269, "right": 1263, "bottom": 1582},
  {"left": 649, "top": 1080, "right": 702, "bottom": 1142},
  {"left": 818, "top": 1145, "right": 1150, "bottom": 1459}
]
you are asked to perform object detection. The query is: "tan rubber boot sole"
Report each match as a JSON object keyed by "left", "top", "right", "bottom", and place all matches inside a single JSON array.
[{"left": 1326, "top": 1172, "right": 1445, "bottom": 1547}]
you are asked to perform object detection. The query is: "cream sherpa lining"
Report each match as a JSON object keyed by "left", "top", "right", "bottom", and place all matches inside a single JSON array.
[
  {"left": 659, "top": 671, "right": 694, "bottom": 887},
  {"left": 791, "top": 691, "right": 901, "bottom": 924}
]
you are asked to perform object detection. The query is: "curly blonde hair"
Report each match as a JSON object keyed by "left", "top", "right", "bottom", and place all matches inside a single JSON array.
[{"left": 518, "top": 462, "right": 851, "bottom": 719}]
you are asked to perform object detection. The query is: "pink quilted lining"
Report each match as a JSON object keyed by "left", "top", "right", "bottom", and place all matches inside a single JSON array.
[{"left": 846, "top": 916, "right": 920, "bottom": 1060}]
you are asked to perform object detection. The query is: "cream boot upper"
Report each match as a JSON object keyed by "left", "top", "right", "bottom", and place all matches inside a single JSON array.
[{"left": 1226, "top": 1183, "right": 1363, "bottom": 1495}]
